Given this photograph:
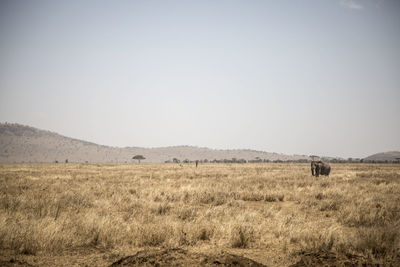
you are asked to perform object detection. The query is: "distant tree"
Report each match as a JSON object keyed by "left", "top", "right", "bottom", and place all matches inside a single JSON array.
[
  {"left": 173, "top": 158, "right": 180, "bottom": 163},
  {"left": 254, "top": 157, "right": 262, "bottom": 163},
  {"left": 65, "top": 159, "right": 68, "bottom": 163},
  {"left": 132, "top": 155, "right": 145, "bottom": 163}
]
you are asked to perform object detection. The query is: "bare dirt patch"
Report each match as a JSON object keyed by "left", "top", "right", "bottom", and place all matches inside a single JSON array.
[
  {"left": 289, "top": 251, "right": 375, "bottom": 267},
  {"left": 0, "top": 258, "right": 34, "bottom": 267},
  {"left": 109, "top": 248, "right": 266, "bottom": 266}
]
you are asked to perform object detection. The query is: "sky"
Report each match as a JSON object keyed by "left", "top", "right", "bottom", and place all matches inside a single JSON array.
[{"left": 0, "top": 0, "right": 399, "bottom": 158}]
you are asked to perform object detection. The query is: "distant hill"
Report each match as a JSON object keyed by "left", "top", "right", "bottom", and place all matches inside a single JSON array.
[
  {"left": 364, "top": 151, "right": 400, "bottom": 162},
  {"left": 0, "top": 123, "right": 310, "bottom": 163}
]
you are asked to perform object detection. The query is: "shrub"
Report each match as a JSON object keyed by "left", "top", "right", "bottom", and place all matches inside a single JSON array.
[
  {"left": 264, "top": 194, "right": 277, "bottom": 202},
  {"left": 354, "top": 226, "right": 400, "bottom": 260},
  {"left": 230, "top": 225, "right": 254, "bottom": 248}
]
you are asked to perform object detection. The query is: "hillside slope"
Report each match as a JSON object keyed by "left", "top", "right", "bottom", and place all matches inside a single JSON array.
[
  {"left": 0, "top": 123, "right": 310, "bottom": 163},
  {"left": 364, "top": 151, "right": 400, "bottom": 162}
]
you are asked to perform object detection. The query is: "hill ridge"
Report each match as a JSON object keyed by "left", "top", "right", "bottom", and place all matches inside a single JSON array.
[
  {"left": 0, "top": 122, "right": 312, "bottom": 163},
  {"left": 3, "top": 122, "right": 397, "bottom": 163},
  {"left": 364, "top": 151, "right": 400, "bottom": 162}
]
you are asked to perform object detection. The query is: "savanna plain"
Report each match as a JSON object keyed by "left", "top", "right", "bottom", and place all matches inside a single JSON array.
[{"left": 0, "top": 163, "right": 399, "bottom": 266}]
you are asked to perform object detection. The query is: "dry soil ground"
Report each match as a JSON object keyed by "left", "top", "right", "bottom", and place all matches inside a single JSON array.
[{"left": 0, "top": 163, "right": 399, "bottom": 266}]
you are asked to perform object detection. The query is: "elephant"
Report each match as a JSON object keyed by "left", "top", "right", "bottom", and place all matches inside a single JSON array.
[{"left": 311, "top": 161, "right": 331, "bottom": 177}]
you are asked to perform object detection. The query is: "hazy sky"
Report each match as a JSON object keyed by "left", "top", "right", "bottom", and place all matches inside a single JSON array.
[{"left": 1, "top": 0, "right": 399, "bottom": 158}]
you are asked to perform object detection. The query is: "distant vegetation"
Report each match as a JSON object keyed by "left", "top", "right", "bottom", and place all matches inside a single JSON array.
[
  {"left": 164, "top": 157, "right": 400, "bottom": 164},
  {"left": 132, "top": 155, "right": 145, "bottom": 163}
]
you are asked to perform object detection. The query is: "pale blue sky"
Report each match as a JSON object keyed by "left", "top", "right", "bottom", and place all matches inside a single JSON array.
[{"left": 1, "top": 0, "right": 399, "bottom": 158}]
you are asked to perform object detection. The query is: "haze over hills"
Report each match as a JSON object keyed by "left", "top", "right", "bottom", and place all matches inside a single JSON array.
[{"left": 0, "top": 123, "right": 312, "bottom": 163}]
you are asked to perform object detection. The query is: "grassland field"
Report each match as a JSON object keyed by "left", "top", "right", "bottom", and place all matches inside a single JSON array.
[{"left": 0, "top": 163, "right": 399, "bottom": 266}]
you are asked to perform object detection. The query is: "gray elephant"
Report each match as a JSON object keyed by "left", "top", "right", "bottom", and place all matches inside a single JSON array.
[{"left": 311, "top": 161, "right": 331, "bottom": 177}]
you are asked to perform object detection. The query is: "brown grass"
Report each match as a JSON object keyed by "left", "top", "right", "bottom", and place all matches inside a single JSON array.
[{"left": 0, "top": 163, "right": 399, "bottom": 266}]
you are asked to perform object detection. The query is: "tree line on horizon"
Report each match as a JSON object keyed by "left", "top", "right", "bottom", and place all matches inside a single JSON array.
[
  {"left": 46, "top": 155, "right": 400, "bottom": 164},
  {"left": 162, "top": 157, "right": 400, "bottom": 164}
]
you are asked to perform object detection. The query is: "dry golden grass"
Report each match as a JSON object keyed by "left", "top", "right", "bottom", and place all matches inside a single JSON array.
[{"left": 0, "top": 163, "right": 399, "bottom": 266}]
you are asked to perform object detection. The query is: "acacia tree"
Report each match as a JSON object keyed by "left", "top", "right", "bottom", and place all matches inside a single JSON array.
[{"left": 132, "top": 155, "right": 145, "bottom": 163}]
